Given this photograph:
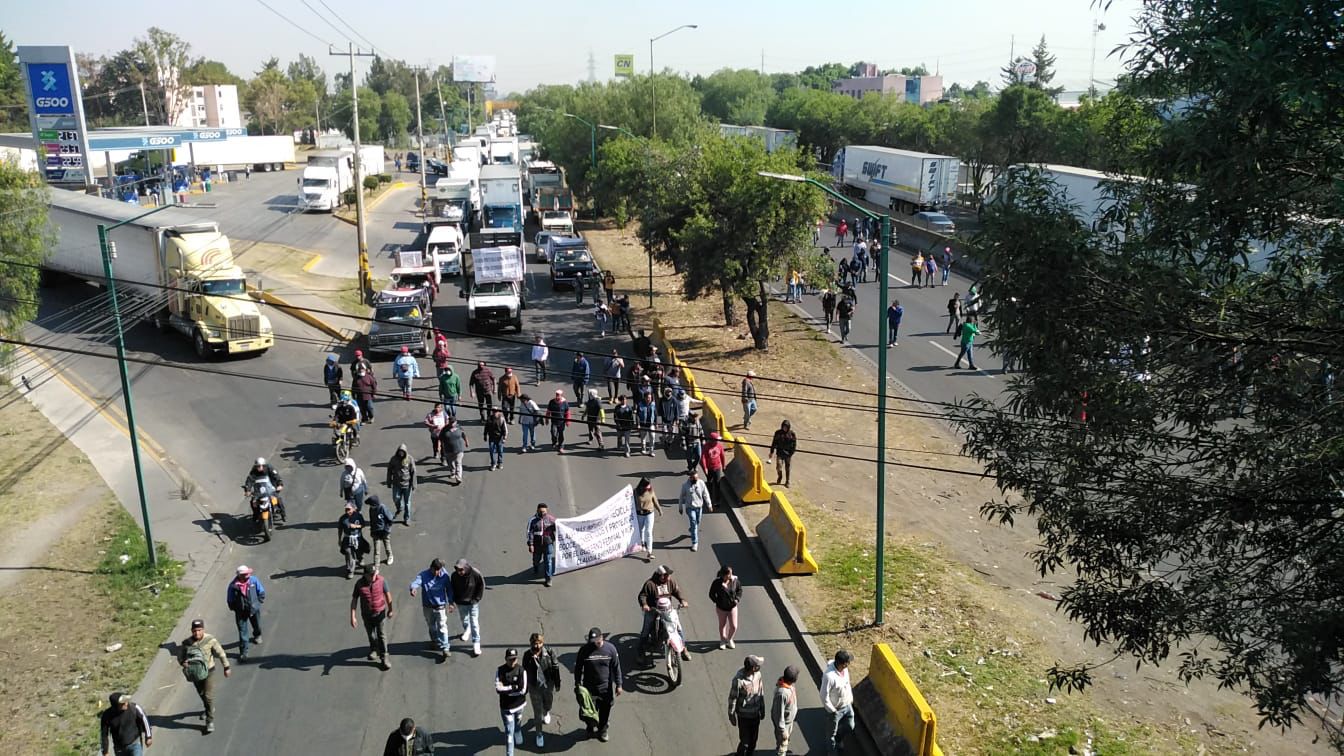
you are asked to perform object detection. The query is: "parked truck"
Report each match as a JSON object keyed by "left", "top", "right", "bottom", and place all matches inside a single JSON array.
[
  {"left": 174, "top": 135, "right": 296, "bottom": 173},
  {"left": 298, "top": 149, "right": 354, "bottom": 212},
  {"left": 832, "top": 145, "right": 960, "bottom": 214},
  {"left": 479, "top": 164, "right": 524, "bottom": 233},
  {"left": 44, "top": 190, "right": 274, "bottom": 358},
  {"left": 461, "top": 230, "right": 526, "bottom": 333}
]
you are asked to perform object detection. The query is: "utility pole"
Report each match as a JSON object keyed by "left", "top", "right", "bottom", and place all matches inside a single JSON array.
[
  {"left": 413, "top": 67, "right": 428, "bottom": 216},
  {"left": 139, "top": 81, "right": 150, "bottom": 126},
  {"left": 435, "top": 74, "right": 449, "bottom": 147},
  {"left": 1089, "top": 20, "right": 1107, "bottom": 98},
  {"left": 331, "top": 43, "right": 376, "bottom": 302},
  {"left": 650, "top": 25, "right": 698, "bottom": 139},
  {"left": 587, "top": 50, "right": 597, "bottom": 83}
]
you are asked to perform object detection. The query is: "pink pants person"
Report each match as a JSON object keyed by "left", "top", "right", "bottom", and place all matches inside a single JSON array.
[{"left": 717, "top": 606, "right": 738, "bottom": 644}]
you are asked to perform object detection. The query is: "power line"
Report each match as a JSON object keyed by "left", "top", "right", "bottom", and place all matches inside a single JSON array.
[
  {"left": 316, "top": 0, "right": 388, "bottom": 58},
  {"left": 300, "top": 0, "right": 359, "bottom": 47},
  {"left": 254, "top": 0, "right": 337, "bottom": 47}
]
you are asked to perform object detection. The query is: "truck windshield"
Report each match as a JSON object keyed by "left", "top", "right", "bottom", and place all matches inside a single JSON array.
[
  {"left": 302, "top": 178, "right": 330, "bottom": 188},
  {"left": 201, "top": 278, "right": 247, "bottom": 295},
  {"left": 472, "top": 282, "right": 514, "bottom": 295},
  {"left": 543, "top": 212, "right": 568, "bottom": 221},
  {"left": 554, "top": 249, "right": 591, "bottom": 263},
  {"left": 486, "top": 208, "right": 516, "bottom": 226},
  {"left": 376, "top": 304, "right": 421, "bottom": 321}
]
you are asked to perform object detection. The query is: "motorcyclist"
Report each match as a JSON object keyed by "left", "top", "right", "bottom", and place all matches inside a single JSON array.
[
  {"left": 242, "top": 457, "right": 286, "bottom": 522},
  {"left": 332, "top": 389, "right": 361, "bottom": 446},
  {"left": 638, "top": 565, "right": 690, "bottom": 660},
  {"left": 337, "top": 501, "right": 369, "bottom": 579}
]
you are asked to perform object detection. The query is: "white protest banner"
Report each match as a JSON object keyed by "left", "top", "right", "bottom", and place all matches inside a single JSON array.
[{"left": 554, "top": 485, "right": 640, "bottom": 574}]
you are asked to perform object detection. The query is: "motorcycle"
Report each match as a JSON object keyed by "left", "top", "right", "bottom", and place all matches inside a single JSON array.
[
  {"left": 643, "top": 597, "right": 686, "bottom": 687},
  {"left": 242, "top": 480, "right": 283, "bottom": 542},
  {"left": 331, "top": 419, "right": 356, "bottom": 463},
  {"left": 341, "top": 525, "right": 368, "bottom": 577}
]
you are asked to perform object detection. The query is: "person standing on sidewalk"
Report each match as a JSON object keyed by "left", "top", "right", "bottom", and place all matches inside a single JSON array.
[
  {"left": 495, "top": 648, "right": 529, "bottom": 754},
  {"left": 741, "top": 371, "right": 757, "bottom": 430},
  {"left": 953, "top": 316, "right": 980, "bottom": 370},
  {"left": 366, "top": 493, "right": 395, "bottom": 566},
  {"left": 613, "top": 395, "right": 635, "bottom": 457},
  {"left": 100, "top": 692, "right": 151, "bottom": 756},
  {"left": 546, "top": 390, "right": 571, "bottom": 453},
  {"left": 351, "top": 563, "right": 394, "bottom": 670},
  {"left": 709, "top": 564, "right": 742, "bottom": 649},
  {"left": 727, "top": 655, "right": 767, "bottom": 756},
  {"left": 526, "top": 503, "right": 557, "bottom": 586},
  {"left": 470, "top": 361, "right": 496, "bottom": 421},
  {"left": 484, "top": 408, "right": 508, "bottom": 470},
  {"left": 766, "top": 421, "right": 797, "bottom": 488},
  {"left": 408, "top": 558, "right": 453, "bottom": 661},
  {"left": 701, "top": 432, "right": 727, "bottom": 509},
  {"left": 451, "top": 558, "right": 485, "bottom": 657},
  {"left": 178, "top": 619, "right": 230, "bottom": 734},
  {"left": 635, "top": 476, "right": 661, "bottom": 561},
  {"left": 393, "top": 346, "right": 421, "bottom": 400},
  {"left": 438, "top": 366, "right": 461, "bottom": 419},
  {"left": 353, "top": 369, "right": 378, "bottom": 424},
  {"left": 523, "top": 632, "right": 560, "bottom": 747},
  {"left": 498, "top": 367, "right": 521, "bottom": 424},
  {"left": 383, "top": 718, "right": 433, "bottom": 756},
  {"left": 574, "top": 627, "right": 623, "bottom": 742},
  {"left": 946, "top": 293, "right": 962, "bottom": 334},
  {"left": 438, "top": 416, "right": 469, "bottom": 482},
  {"left": 531, "top": 336, "right": 549, "bottom": 383},
  {"left": 820, "top": 649, "right": 856, "bottom": 753},
  {"left": 886, "top": 300, "right": 903, "bottom": 348},
  {"left": 679, "top": 468, "right": 712, "bottom": 552},
  {"left": 836, "top": 295, "right": 855, "bottom": 343},
  {"left": 821, "top": 289, "right": 836, "bottom": 333},
  {"left": 772, "top": 665, "right": 800, "bottom": 756},
  {"left": 323, "top": 355, "right": 344, "bottom": 405},
  {"left": 225, "top": 565, "right": 265, "bottom": 662},
  {"left": 604, "top": 350, "right": 624, "bottom": 400},
  {"left": 385, "top": 444, "right": 416, "bottom": 525},
  {"left": 571, "top": 352, "right": 591, "bottom": 402},
  {"left": 518, "top": 394, "right": 542, "bottom": 452}
]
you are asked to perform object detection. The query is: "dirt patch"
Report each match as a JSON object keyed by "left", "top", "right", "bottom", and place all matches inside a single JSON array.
[
  {"left": 585, "top": 222, "right": 1330, "bottom": 754},
  {"left": 334, "top": 180, "right": 404, "bottom": 224},
  {"left": 236, "top": 241, "right": 384, "bottom": 317},
  {"left": 0, "top": 389, "right": 106, "bottom": 536}
]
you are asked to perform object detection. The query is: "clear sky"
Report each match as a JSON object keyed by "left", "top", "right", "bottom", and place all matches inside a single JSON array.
[{"left": 5, "top": 0, "right": 1141, "bottom": 95}]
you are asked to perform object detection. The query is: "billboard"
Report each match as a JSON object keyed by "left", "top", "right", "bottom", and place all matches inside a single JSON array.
[
  {"left": 614, "top": 54, "right": 634, "bottom": 78},
  {"left": 452, "top": 55, "right": 496, "bottom": 83},
  {"left": 18, "top": 45, "right": 93, "bottom": 187}
]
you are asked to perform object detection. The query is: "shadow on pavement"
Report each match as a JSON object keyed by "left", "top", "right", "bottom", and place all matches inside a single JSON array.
[
  {"left": 279, "top": 441, "right": 341, "bottom": 467},
  {"left": 253, "top": 646, "right": 367, "bottom": 674},
  {"left": 484, "top": 566, "right": 538, "bottom": 587},
  {"left": 271, "top": 563, "right": 347, "bottom": 580},
  {"left": 431, "top": 726, "right": 507, "bottom": 755},
  {"left": 148, "top": 710, "right": 206, "bottom": 733}
]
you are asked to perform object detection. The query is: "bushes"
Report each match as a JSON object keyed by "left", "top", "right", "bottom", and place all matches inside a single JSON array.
[
  {"left": 377, "top": 173, "right": 392, "bottom": 184},
  {"left": 343, "top": 188, "right": 358, "bottom": 206},
  {"left": 363, "top": 175, "right": 380, "bottom": 191}
]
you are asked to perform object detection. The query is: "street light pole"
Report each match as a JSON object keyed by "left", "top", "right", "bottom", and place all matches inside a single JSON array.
[
  {"left": 759, "top": 171, "right": 890, "bottom": 625},
  {"left": 414, "top": 68, "right": 428, "bottom": 218},
  {"left": 650, "top": 24, "right": 698, "bottom": 139},
  {"left": 601, "top": 124, "right": 655, "bottom": 307},
  {"left": 562, "top": 112, "right": 596, "bottom": 169}
]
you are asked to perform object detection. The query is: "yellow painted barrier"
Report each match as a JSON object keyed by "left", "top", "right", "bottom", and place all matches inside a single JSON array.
[
  {"left": 726, "top": 435, "right": 772, "bottom": 504},
  {"left": 864, "top": 644, "right": 940, "bottom": 755},
  {"left": 678, "top": 361, "right": 700, "bottom": 399},
  {"left": 753, "top": 489, "right": 818, "bottom": 574},
  {"left": 700, "top": 395, "right": 730, "bottom": 441},
  {"left": 251, "top": 288, "right": 348, "bottom": 341}
]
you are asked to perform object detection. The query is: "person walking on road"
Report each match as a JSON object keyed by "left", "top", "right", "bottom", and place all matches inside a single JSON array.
[
  {"left": 498, "top": 367, "right": 521, "bottom": 424},
  {"left": 518, "top": 394, "right": 542, "bottom": 452},
  {"left": 432, "top": 335, "right": 452, "bottom": 377},
  {"left": 635, "top": 476, "right": 661, "bottom": 561},
  {"left": 821, "top": 289, "right": 836, "bottom": 334},
  {"left": 583, "top": 389, "right": 606, "bottom": 449},
  {"left": 925, "top": 254, "right": 938, "bottom": 289},
  {"left": 470, "top": 361, "right": 496, "bottom": 421},
  {"left": 385, "top": 444, "right": 417, "bottom": 524},
  {"left": 225, "top": 565, "right": 265, "bottom": 662},
  {"left": 821, "top": 649, "right": 856, "bottom": 754},
  {"left": 946, "top": 293, "right": 961, "bottom": 334},
  {"left": 702, "top": 432, "right": 727, "bottom": 508},
  {"left": 100, "top": 692, "right": 151, "bottom": 756},
  {"left": 681, "top": 411, "right": 705, "bottom": 472},
  {"left": 350, "top": 349, "right": 373, "bottom": 384},
  {"left": 353, "top": 369, "right": 378, "bottom": 424},
  {"left": 574, "top": 627, "right": 623, "bottom": 742},
  {"left": 910, "top": 252, "right": 924, "bottom": 287},
  {"left": 834, "top": 219, "right": 848, "bottom": 247},
  {"left": 772, "top": 665, "right": 800, "bottom": 756},
  {"left": 438, "top": 416, "right": 469, "bottom": 482},
  {"left": 526, "top": 503, "right": 557, "bottom": 586},
  {"left": 495, "top": 648, "right": 529, "bottom": 754},
  {"left": 338, "top": 502, "right": 370, "bottom": 577},
  {"left": 836, "top": 295, "right": 855, "bottom": 343},
  {"left": 603, "top": 270, "right": 616, "bottom": 303},
  {"left": 366, "top": 493, "right": 395, "bottom": 565},
  {"left": 727, "top": 655, "right": 767, "bottom": 756},
  {"left": 351, "top": 563, "right": 394, "bottom": 670},
  {"left": 766, "top": 420, "right": 797, "bottom": 488},
  {"left": 604, "top": 350, "right": 624, "bottom": 400},
  {"left": 531, "top": 336, "right": 549, "bottom": 383},
  {"left": 523, "top": 632, "right": 561, "bottom": 747},
  {"left": 178, "top": 619, "right": 230, "bottom": 734},
  {"left": 710, "top": 564, "right": 743, "bottom": 649},
  {"left": 940, "top": 246, "right": 953, "bottom": 285},
  {"left": 484, "top": 408, "right": 508, "bottom": 470},
  {"left": 741, "top": 370, "right": 757, "bottom": 430},
  {"left": 438, "top": 366, "right": 461, "bottom": 419},
  {"left": 408, "top": 558, "right": 453, "bottom": 661},
  {"left": 613, "top": 395, "right": 635, "bottom": 457},
  {"left": 323, "top": 354, "right": 344, "bottom": 405},
  {"left": 953, "top": 316, "right": 980, "bottom": 370},
  {"left": 424, "top": 403, "right": 449, "bottom": 459},
  {"left": 393, "top": 346, "right": 421, "bottom": 400},
  {"left": 546, "top": 390, "right": 571, "bottom": 453},
  {"left": 571, "top": 352, "right": 591, "bottom": 402},
  {"left": 679, "top": 468, "right": 712, "bottom": 552},
  {"left": 451, "top": 558, "right": 485, "bottom": 657},
  {"left": 341, "top": 457, "right": 369, "bottom": 507},
  {"left": 383, "top": 717, "right": 433, "bottom": 756},
  {"left": 886, "top": 301, "right": 903, "bottom": 348},
  {"left": 635, "top": 389, "right": 655, "bottom": 455}
]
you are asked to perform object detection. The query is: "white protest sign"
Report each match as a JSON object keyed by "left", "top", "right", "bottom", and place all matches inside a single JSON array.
[{"left": 554, "top": 485, "right": 640, "bottom": 574}]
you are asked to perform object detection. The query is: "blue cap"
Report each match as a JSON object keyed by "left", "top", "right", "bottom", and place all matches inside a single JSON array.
[{"left": 326, "top": 354, "right": 336, "bottom": 362}]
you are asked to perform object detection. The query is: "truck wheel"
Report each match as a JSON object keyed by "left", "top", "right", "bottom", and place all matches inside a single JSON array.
[
  {"left": 193, "top": 330, "right": 211, "bottom": 359},
  {"left": 513, "top": 319, "right": 523, "bottom": 333}
]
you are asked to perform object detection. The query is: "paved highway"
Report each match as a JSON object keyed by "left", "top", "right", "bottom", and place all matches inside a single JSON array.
[{"left": 30, "top": 198, "right": 833, "bottom": 754}]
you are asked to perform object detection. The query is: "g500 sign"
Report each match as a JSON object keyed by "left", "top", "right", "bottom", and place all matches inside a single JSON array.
[{"left": 26, "top": 63, "right": 75, "bottom": 116}]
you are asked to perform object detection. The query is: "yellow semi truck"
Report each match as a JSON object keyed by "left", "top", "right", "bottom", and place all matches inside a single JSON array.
[{"left": 45, "top": 191, "right": 273, "bottom": 358}]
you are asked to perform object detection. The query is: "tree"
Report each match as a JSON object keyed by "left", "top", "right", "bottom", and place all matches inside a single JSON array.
[
  {"left": 981, "top": 84, "right": 1061, "bottom": 167},
  {"left": 694, "top": 68, "right": 774, "bottom": 125},
  {"left": 184, "top": 58, "right": 244, "bottom": 87},
  {"left": 331, "top": 86, "right": 381, "bottom": 141},
  {"left": 283, "top": 78, "right": 319, "bottom": 134},
  {"left": 133, "top": 27, "right": 192, "bottom": 125},
  {"left": 83, "top": 50, "right": 152, "bottom": 126},
  {"left": 955, "top": 0, "right": 1344, "bottom": 734},
  {"left": 0, "top": 32, "right": 26, "bottom": 133},
  {"left": 0, "top": 160, "right": 49, "bottom": 352},
  {"left": 378, "top": 91, "right": 412, "bottom": 145},
  {"left": 246, "top": 68, "right": 288, "bottom": 135},
  {"left": 287, "top": 53, "right": 327, "bottom": 95},
  {"left": 1029, "top": 36, "right": 1063, "bottom": 97},
  {"left": 796, "top": 62, "right": 849, "bottom": 90}
]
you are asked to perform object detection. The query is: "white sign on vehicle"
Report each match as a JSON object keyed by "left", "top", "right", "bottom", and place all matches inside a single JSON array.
[{"left": 554, "top": 485, "right": 640, "bottom": 574}]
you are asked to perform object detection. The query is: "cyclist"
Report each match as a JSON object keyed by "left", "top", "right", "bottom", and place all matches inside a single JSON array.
[{"left": 333, "top": 389, "right": 361, "bottom": 446}]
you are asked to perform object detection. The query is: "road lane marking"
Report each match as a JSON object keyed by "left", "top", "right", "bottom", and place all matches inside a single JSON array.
[
  {"left": 927, "top": 340, "right": 996, "bottom": 378},
  {"left": 887, "top": 273, "right": 910, "bottom": 285}
]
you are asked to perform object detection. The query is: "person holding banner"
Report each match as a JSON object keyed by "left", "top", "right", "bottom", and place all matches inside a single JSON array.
[
  {"left": 525, "top": 503, "right": 557, "bottom": 587},
  {"left": 679, "top": 468, "right": 713, "bottom": 552},
  {"left": 545, "top": 390, "right": 571, "bottom": 453},
  {"left": 635, "top": 477, "right": 662, "bottom": 562}
]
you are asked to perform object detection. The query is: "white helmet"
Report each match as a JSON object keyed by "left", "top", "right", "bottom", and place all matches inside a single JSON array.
[{"left": 255, "top": 457, "right": 266, "bottom": 467}]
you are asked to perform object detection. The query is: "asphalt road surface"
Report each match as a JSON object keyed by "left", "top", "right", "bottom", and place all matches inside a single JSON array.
[{"left": 29, "top": 207, "right": 833, "bottom": 754}]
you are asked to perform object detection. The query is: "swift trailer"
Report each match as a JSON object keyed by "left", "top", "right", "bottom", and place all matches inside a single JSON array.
[
  {"left": 174, "top": 134, "right": 296, "bottom": 173},
  {"left": 479, "top": 164, "right": 524, "bottom": 233},
  {"left": 832, "top": 145, "right": 960, "bottom": 214},
  {"left": 44, "top": 191, "right": 274, "bottom": 358},
  {"left": 461, "top": 230, "right": 526, "bottom": 333}
]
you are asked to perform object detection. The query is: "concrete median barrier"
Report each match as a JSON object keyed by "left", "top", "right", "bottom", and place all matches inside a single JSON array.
[
  {"left": 753, "top": 489, "right": 818, "bottom": 574},
  {"left": 726, "top": 436, "right": 772, "bottom": 504},
  {"left": 854, "top": 643, "right": 942, "bottom": 756}
]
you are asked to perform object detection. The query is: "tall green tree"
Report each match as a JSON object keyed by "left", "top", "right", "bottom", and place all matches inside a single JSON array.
[
  {"left": 0, "top": 160, "right": 49, "bottom": 352},
  {"left": 1029, "top": 36, "right": 1063, "bottom": 97},
  {"left": 133, "top": 27, "right": 192, "bottom": 125},
  {"left": 331, "top": 86, "right": 381, "bottom": 142},
  {"left": 184, "top": 58, "right": 244, "bottom": 87},
  {"left": 694, "top": 68, "right": 774, "bottom": 125},
  {"left": 956, "top": 0, "right": 1344, "bottom": 733},
  {"left": 982, "top": 84, "right": 1060, "bottom": 166},
  {"left": 796, "top": 62, "right": 849, "bottom": 90},
  {"left": 246, "top": 68, "right": 288, "bottom": 135},
  {"left": 378, "top": 90, "right": 412, "bottom": 145},
  {"left": 0, "top": 32, "right": 27, "bottom": 132}
]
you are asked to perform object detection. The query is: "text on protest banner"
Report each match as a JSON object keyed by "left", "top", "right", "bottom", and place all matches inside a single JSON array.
[{"left": 555, "top": 485, "right": 640, "bottom": 574}]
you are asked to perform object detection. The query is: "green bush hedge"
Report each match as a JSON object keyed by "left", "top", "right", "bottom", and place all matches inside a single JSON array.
[
  {"left": 377, "top": 173, "right": 392, "bottom": 184},
  {"left": 343, "top": 188, "right": 358, "bottom": 206},
  {"left": 363, "top": 175, "right": 380, "bottom": 191}
]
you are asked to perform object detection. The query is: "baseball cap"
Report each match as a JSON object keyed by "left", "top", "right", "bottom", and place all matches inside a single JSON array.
[
  {"left": 110, "top": 692, "right": 131, "bottom": 706},
  {"left": 655, "top": 564, "right": 673, "bottom": 576},
  {"left": 454, "top": 558, "right": 470, "bottom": 569},
  {"left": 236, "top": 565, "right": 252, "bottom": 576},
  {"left": 505, "top": 648, "right": 518, "bottom": 659},
  {"left": 191, "top": 619, "right": 205, "bottom": 629},
  {"left": 745, "top": 655, "right": 764, "bottom": 669},
  {"left": 362, "top": 563, "right": 376, "bottom": 576},
  {"left": 587, "top": 627, "right": 604, "bottom": 641}
]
